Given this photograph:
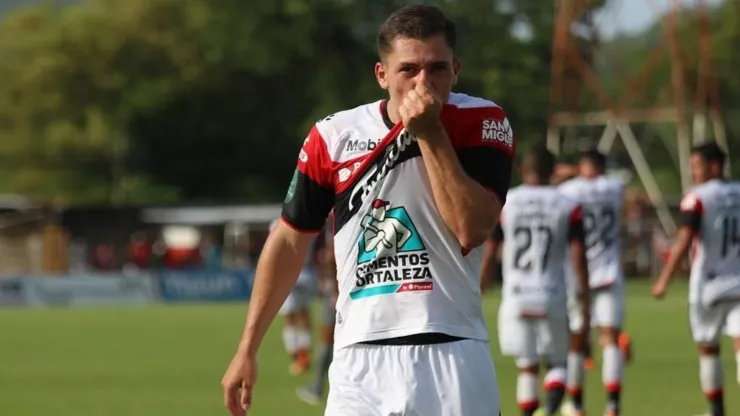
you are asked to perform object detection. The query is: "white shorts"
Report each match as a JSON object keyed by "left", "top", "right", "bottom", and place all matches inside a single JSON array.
[
  {"left": 498, "top": 300, "right": 570, "bottom": 366},
  {"left": 325, "top": 339, "right": 500, "bottom": 416},
  {"left": 568, "top": 284, "right": 624, "bottom": 333},
  {"left": 690, "top": 301, "right": 740, "bottom": 345},
  {"left": 278, "top": 284, "right": 312, "bottom": 315}
]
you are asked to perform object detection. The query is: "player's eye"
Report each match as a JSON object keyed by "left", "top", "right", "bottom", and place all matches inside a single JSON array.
[{"left": 430, "top": 63, "right": 448, "bottom": 72}]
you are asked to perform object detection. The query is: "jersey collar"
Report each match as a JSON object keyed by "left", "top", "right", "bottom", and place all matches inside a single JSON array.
[{"left": 379, "top": 100, "right": 395, "bottom": 130}]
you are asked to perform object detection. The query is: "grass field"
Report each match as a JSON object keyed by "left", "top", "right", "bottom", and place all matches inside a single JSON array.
[{"left": 0, "top": 280, "right": 738, "bottom": 416}]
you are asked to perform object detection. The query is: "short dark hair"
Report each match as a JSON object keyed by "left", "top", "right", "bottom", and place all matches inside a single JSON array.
[
  {"left": 691, "top": 141, "right": 726, "bottom": 167},
  {"left": 522, "top": 145, "right": 556, "bottom": 182},
  {"left": 377, "top": 5, "right": 456, "bottom": 58},
  {"left": 580, "top": 148, "right": 607, "bottom": 171}
]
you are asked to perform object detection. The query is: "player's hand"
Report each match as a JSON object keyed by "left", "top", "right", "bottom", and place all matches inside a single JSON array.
[
  {"left": 652, "top": 279, "right": 669, "bottom": 299},
  {"left": 221, "top": 352, "right": 258, "bottom": 415},
  {"left": 399, "top": 82, "right": 444, "bottom": 138}
]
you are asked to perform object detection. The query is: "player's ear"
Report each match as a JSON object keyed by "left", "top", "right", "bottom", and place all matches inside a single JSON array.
[
  {"left": 375, "top": 61, "right": 389, "bottom": 90},
  {"left": 452, "top": 57, "right": 461, "bottom": 85}
]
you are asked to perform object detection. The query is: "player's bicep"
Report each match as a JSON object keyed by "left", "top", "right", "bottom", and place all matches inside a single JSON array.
[{"left": 281, "top": 126, "right": 335, "bottom": 232}]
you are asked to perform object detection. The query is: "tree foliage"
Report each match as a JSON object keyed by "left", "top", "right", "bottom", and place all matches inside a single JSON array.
[{"left": 0, "top": 0, "right": 735, "bottom": 204}]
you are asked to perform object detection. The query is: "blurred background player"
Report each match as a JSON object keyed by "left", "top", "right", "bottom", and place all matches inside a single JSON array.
[
  {"left": 297, "top": 215, "right": 338, "bottom": 405},
  {"left": 559, "top": 149, "right": 630, "bottom": 416},
  {"left": 652, "top": 142, "right": 740, "bottom": 416},
  {"left": 483, "top": 146, "right": 591, "bottom": 416},
  {"left": 270, "top": 218, "right": 317, "bottom": 375}
]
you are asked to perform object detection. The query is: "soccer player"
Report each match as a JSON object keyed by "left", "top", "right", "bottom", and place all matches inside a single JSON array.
[
  {"left": 652, "top": 142, "right": 740, "bottom": 416},
  {"left": 297, "top": 217, "right": 338, "bottom": 405},
  {"left": 271, "top": 219, "right": 316, "bottom": 375},
  {"left": 485, "top": 147, "right": 590, "bottom": 416},
  {"left": 559, "top": 149, "right": 626, "bottom": 416},
  {"left": 220, "top": 5, "right": 514, "bottom": 415}
]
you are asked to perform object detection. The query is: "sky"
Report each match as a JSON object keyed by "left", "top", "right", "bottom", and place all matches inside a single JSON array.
[{"left": 598, "top": 0, "right": 724, "bottom": 38}]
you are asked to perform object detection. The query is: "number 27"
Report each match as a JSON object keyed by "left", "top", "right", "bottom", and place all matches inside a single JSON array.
[{"left": 513, "top": 226, "right": 552, "bottom": 272}]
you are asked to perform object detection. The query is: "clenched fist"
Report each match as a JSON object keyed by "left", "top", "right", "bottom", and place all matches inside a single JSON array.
[{"left": 398, "top": 83, "right": 445, "bottom": 139}]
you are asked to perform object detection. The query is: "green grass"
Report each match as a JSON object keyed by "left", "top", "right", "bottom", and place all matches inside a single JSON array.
[{"left": 0, "top": 280, "right": 737, "bottom": 416}]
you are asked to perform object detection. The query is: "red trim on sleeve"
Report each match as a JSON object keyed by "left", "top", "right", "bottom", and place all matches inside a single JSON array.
[{"left": 279, "top": 215, "right": 322, "bottom": 235}]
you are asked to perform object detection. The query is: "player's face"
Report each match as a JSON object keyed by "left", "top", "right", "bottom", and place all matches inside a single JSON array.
[
  {"left": 690, "top": 153, "right": 710, "bottom": 184},
  {"left": 375, "top": 34, "right": 460, "bottom": 105},
  {"left": 578, "top": 160, "right": 599, "bottom": 179}
]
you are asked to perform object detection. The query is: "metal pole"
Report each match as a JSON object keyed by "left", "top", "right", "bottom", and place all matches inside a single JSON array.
[{"left": 617, "top": 122, "right": 677, "bottom": 236}]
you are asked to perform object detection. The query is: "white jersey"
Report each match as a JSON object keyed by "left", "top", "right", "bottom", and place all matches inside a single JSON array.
[
  {"left": 281, "top": 93, "right": 515, "bottom": 349},
  {"left": 680, "top": 179, "right": 740, "bottom": 306},
  {"left": 499, "top": 185, "right": 581, "bottom": 315},
  {"left": 559, "top": 175, "right": 624, "bottom": 288}
]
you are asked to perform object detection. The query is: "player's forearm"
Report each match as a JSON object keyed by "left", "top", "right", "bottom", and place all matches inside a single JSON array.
[
  {"left": 417, "top": 130, "right": 500, "bottom": 248},
  {"left": 658, "top": 231, "right": 692, "bottom": 284},
  {"left": 571, "top": 241, "right": 590, "bottom": 305},
  {"left": 237, "top": 227, "right": 312, "bottom": 358}
]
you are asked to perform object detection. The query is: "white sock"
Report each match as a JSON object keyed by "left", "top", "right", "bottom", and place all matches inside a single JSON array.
[
  {"left": 736, "top": 352, "right": 740, "bottom": 385},
  {"left": 296, "top": 329, "right": 312, "bottom": 351},
  {"left": 544, "top": 366, "right": 567, "bottom": 390},
  {"left": 282, "top": 326, "right": 298, "bottom": 355},
  {"left": 602, "top": 344, "right": 622, "bottom": 392},
  {"left": 699, "top": 355, "right": 723, "bottom": 395},
  {"left": 516, "top": 372, "right": 539, "bottom": 411},
  {"left": 566, "top": 352, "right": 585, "bottom": 395}
]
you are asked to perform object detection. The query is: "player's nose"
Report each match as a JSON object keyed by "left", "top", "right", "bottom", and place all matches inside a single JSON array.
[{"left": 415, "top": 69, "right": 429, "bottom": 86}]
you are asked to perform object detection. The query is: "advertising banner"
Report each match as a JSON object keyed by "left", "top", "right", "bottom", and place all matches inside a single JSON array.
[
  {"left": 156, "top": 269, "right": 253, "bottom": 302},
  {"left": 22, "top": 274, "right": 157, "bottom": 307},
  {"left": 0, "top": 278, "right": 27, "bottom": 307}
]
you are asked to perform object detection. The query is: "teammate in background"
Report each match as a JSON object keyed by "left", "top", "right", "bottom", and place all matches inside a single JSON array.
[
  {"left": 221, "top": 5, "right": 514, "bottom": 415},
  {"left": 297, "top": 216, "right": 338, "bottom": 405},
  {"left": 652, "top": 142, "right": 740, "bottom": 416},
  {"left": 559, "top": 149, "right": 628, "bottom": 416},
  {"left": 271, "top": 219, "right": 316, "bottom": 376},
  {"left": 484, "top": 147, "right": 590, "bottom": 416}
]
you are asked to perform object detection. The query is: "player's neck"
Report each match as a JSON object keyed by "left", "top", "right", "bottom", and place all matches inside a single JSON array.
[{"left": 383, "top": 98, "right": 402, "bottom": 125}]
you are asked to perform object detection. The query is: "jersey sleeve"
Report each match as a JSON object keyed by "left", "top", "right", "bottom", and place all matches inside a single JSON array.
[
  {"left": 281, "top": 126, "right": 335, "bottom": 232},
  {"left": 454, "top": 105, "right": 515, "bottom": 204},
  {"left": 567, "top": 205, "right": 585, "bottom": 242},
  {"left": 679, "top": 192, "right": 703, "bottom": 232}
]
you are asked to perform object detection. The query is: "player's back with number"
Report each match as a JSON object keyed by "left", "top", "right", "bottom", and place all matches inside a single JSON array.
[
  {"left": 685, "top": 179, "right": 740, "bottom": 304},
  {"left": 560, "top": 175, "right": 624, "bottom": 288},
  {"left": 500, "top": 185, "right": 579, "bottom": 310}
]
